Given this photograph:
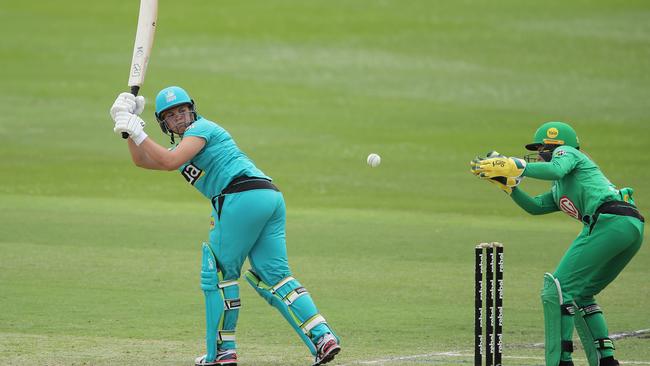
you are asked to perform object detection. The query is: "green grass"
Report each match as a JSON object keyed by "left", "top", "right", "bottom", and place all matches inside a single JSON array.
[{"left": 0, "top": 1, "right": 649, "bottom": 365}]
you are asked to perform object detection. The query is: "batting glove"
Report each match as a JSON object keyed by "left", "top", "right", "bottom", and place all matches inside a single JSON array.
[
  {"left": 110, "top": 93, "right": 146, "bottom": 121},
  {"left": 114, "top": 111, "right": 148, "bottom": 146}
]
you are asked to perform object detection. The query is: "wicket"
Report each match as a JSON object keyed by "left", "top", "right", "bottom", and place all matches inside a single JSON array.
[{"left": 475, "top": 242, "right": 504, "bottom": 366}]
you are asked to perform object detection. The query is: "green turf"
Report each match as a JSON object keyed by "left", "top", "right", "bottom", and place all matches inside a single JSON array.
[{"left": 1, "top": 1, "right": 649, "bottom": 365}]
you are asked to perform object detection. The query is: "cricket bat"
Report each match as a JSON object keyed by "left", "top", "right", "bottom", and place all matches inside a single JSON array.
[{"left": 123, "top": 0, "right": 158, "bottom": 139}]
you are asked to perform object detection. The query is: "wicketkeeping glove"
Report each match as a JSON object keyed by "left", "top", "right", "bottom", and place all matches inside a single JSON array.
[
  {"left": 113, "top": 111, "right": 148, "bottom": 145},
  {"left": 487, "top": 175, "right": 522, "bottom": 194},
  {"left": 471, "top": 151, "right": 523, "bottom": 194},
  {"left": 470, "top": 153, "right": 526, "bottom": 178},
  {"left": 109, "top": 92, "right": 146, "bottom": 121}
]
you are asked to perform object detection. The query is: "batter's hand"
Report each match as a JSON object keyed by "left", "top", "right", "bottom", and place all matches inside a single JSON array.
[
  {"left": 110, "top": 93, "right": 146, "bottom": 121},
  {"left": 114, "top": 111, "right": 148, "bottom": 145},
  {"left": 471, "top": 155, "right": 526, "bottom": 178}
]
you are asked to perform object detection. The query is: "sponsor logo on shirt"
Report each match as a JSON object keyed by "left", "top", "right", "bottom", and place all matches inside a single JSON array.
[
  {"left": 181, "top": 163, "right": 203, "bottom": 185},
  {"left": 554, "top": 149, "right": 566, "bottom": 157},
  {"left": 559, "top": 196, "right": 580, "bottom": 220}
]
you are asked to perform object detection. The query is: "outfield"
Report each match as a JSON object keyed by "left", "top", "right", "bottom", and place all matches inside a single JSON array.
[{"left": 1, "top": 1, "right": 649, "bottom": 365}]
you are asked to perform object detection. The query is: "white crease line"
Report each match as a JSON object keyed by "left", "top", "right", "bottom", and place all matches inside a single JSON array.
[
  {"left": 339, "top": 351, "right": 650, "bottom": 365},
  {"left": 338, "top": 330, "right": 650, "bottom": 365}
]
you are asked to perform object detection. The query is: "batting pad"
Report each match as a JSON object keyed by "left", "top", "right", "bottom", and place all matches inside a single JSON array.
[
  {"left": 200, "top": 243, "right": 224, "bottom": 361},
  {"left": 217, "top": 279, "right": 240, "bottom": 350},
  {"left": 574, "top": 305, "right": 600, "bottom": 366},
  {"left": 541, "top": 273, "right": 563, "bottom": 366},
  {"left": 245, "top": 270, "right": 335, "bottom": 356}
]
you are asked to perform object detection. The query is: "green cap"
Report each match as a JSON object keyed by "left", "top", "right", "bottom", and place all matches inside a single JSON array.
[{"left": 525, "top": 121, "right": 579, "bottom": 151}]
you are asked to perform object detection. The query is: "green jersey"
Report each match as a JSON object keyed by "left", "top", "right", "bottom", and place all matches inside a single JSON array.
[{"left": 514, "top": 146, "right": 620, "bottom": 223}]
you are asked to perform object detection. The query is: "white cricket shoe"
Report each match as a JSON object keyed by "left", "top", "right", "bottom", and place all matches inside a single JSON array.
[
  {"left": 312, "top": 333, "right": 341, "bottom": 366},
  {"left": 194, "top": 349, "right": 238, "bottom": 366}
]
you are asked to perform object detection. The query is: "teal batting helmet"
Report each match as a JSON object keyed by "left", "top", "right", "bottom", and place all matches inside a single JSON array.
[{"left": 154, "top": 86, "right": 197, "bottom": 142}]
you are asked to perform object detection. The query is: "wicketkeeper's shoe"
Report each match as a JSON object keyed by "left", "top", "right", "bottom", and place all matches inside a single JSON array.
[
  {"left": 312, "top": 333, "right": 341, "bottom": 366},
  {"left": 599, "top": 356, "right": 620, "bottom": 366},
  {"left": 194, "top": 349, "right": 238, "bottom": 366}
]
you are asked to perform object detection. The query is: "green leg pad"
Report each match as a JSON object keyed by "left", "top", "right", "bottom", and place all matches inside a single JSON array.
[
  {"left": 574, "top": 312, "right": 599, "bottom": 366},
  {"left": 542, "top": 273, "right": 564, "bottom": 366},
  {"left": 575, "top": 301, "right": 615, "bottom": 366}
]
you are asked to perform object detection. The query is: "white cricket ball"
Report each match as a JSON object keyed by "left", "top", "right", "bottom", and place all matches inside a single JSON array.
[{"left": 367, "top": 153, "right": 381, "bottom": 168}]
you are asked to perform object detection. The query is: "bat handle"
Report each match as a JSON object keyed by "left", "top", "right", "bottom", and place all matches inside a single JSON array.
[{"left": 121, "top": 86, "right": 141, "bottom": 139}]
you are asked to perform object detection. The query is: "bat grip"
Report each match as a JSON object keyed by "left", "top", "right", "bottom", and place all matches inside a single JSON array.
[{"left": 121, "top": 86, "right": 140, "bottom": 139}]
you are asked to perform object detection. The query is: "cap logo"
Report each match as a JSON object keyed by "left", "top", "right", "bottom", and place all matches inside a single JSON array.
[
  {"left": 547, "top": 127, "right": 559, "bottom": 138},
  {"left": 165, "top": 90, "right": 177, "bottom": 103}
]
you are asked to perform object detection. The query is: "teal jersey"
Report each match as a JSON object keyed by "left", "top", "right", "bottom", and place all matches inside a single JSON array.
[
  {"left": 176, "top": 117, "right": 270, "bottom": 200},
  {"left": 523, "top": 146, "right": 619, "bottom": 221}
]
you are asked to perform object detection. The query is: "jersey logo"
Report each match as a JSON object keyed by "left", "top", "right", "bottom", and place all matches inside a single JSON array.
[
  {"left": 181, "top": 163, "right": 203, "bottom": 185},
  {"left": 559, "top": 196, "right": 580, "bottom": 220},
  {"left": 554, "top": 150, "right": 566, "bottom": 157}
]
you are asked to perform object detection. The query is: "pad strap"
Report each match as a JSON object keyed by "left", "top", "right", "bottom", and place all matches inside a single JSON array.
[
  {"left": 562, "top": 340, "right": 574, "bottom": 352},
  {"left": 595, "top": 338, "right": 615, "bottom": 350},
  {"left": 579, "top": 304, "right": 602, "bottom": 317},
  {"left": 301, "top": 314, "right": 327, "bottom": 334},
  {"left": 271, "top": 276, "right": 295, "bottom": 294},
  {"left": 561, "top": 303, "right": 575, "bottom": 315},
  {"left": 225, "top": 298, "right": 241, "bottom": 310},
  {"left": 218, "top": 280, "right": 239, "bottom": 289},
  {"left": 219, "top": 330, "right": 236, "bottom": 342},
  {"left": 284, "top": 287, "right": 309, "bottom": 306}
]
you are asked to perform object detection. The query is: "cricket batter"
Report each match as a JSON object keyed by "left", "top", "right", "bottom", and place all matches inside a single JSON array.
[
  {"left": 109, "top": 87, "right": 341, "bottom": 366},
  {"left": 470, "top": 121, "right": 644, "bottom": 366}
]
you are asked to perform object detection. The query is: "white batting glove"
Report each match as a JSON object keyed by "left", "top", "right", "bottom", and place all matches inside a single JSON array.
[
  {"left": 114, "top": 111, "right": 148, "bottom": 146},
  {"left": 109, "top": 93, "right": 146, "bottom": 121},
  {"left": 133, "top": 95, "right": 145, "bottom": 115}
]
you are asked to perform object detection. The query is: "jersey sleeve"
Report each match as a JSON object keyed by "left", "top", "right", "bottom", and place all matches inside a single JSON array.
[
  {"left": 182, "top": 119, "right": 214, "bottom": 143},
  {"left": 510, "top": 187, "right": 559, "bottom": 215},
  {"left": 522, "top": 146, "right": 579, "bottom": 180}
]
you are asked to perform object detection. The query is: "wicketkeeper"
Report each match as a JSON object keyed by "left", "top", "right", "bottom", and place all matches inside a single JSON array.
[
  {"left": 470, "top": 121, "right": 644, "bottom": 366},
  {"left": 109, "top": 87, "right": 341, "bottom": 366}
]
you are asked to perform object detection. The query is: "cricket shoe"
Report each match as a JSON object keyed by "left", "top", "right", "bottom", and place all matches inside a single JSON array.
[
  {"left": 312, "top": 333, "right": 341, "bottom": 366},
  {"left": 600, "top": 356, "right": 620, "bottom": 366},
  {"left": 194, "top": 349, "right": 238, "bottom": 366}
]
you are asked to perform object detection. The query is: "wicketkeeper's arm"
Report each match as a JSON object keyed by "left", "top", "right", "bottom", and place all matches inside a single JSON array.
[
  {"left": 523, "top": 149, "right": 578, "bottom": 180},
  {"left": 510, "top": 188, "right": 559, "bottom": 215}
]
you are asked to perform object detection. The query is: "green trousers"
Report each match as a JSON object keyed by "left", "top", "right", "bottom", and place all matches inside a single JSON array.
[{"left": 553, "top": 214, "right": 644, "bottom": 361}]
